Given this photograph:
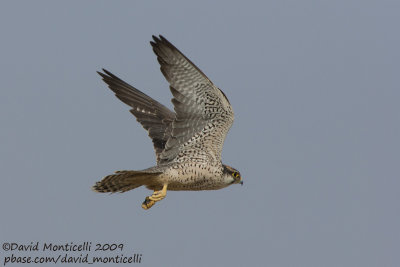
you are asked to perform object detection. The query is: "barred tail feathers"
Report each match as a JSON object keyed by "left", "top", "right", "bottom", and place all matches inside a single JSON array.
[{"left": 92, "top": 170, "right": 161, "bottom": 193}]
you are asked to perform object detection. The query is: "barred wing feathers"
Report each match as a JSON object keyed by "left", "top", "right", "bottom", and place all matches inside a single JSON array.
[
  {"left": 151, "top": 35, "right": 234, "bottom": 163},
  {"left": 97, "top": 69, "right": 175, "bottom": 163}
]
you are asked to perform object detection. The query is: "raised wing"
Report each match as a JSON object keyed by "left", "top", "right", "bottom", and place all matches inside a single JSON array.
[
  {"left": 97, "top": 69, "right": 175, "bottom": 163},
  {"left": 151, "top": 35, "right": 234, "bottom": 164}
]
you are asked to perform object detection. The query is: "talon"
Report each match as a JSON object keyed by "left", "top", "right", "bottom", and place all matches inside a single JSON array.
[
  {"left": 141, "top": 196, "right": 155, "bottom": 210},
  {"left": 141, "top": 184, "right": 168, "bottom": 210}
]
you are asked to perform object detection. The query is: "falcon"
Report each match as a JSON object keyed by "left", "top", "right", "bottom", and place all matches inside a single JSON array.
[{"left": 92, "top": 35, "right": 243, "bottom": 210}]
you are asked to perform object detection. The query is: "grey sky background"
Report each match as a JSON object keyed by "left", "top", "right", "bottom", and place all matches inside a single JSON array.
[{"left": 1, "top": 1, "right": 399, "bottom": 266}]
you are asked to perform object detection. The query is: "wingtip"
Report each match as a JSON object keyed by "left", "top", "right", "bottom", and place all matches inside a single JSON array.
[
  {"left": 97, "top": 68, "right": 115, "bottom": 78},
  {"left": 97, "top": 70, "right": 108, "bottom": 79},
  {"left": 151, "top": 34, "right": 170, "bottom": 45},
  {"left": 151, "top": 35, "right": 160, "bottom": 43}
]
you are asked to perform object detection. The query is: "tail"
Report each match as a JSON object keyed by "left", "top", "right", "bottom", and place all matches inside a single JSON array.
[{"left": 92, "top": 170, "right": 162, "bottom": 193}]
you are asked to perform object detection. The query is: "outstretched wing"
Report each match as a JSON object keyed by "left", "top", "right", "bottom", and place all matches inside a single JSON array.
[
  {"left": 151, "top": 35, "right": 234, "bottom": 164},
  {"left": 97, "top": 69, "right": 175, "bottom": 163}
]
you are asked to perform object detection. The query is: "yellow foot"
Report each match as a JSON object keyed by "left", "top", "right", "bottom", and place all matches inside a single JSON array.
[
  {"left": 141, "top": 184, "right": 168, "bottom": 210},
  {"left": 141, "top": 197, "right": 155, "bottom": 210}
]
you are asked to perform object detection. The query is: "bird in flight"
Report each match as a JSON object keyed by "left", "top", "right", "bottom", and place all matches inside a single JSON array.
[{"left": 92, "top": 35, "right": 242, "bottom": 210}]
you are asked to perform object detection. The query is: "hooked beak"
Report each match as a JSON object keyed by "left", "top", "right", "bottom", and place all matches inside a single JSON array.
[{"left": 240, "top": 180, "right": 243, "bottom": 186}]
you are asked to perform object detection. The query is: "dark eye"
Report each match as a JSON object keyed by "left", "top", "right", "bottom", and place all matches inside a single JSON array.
[{"left": 232, "top": 172, "right": 239, "bottom": 178}]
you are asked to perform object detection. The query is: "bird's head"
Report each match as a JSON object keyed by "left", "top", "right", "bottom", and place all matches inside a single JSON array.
[{"left": 222, "top": 164, "right": 243, "bottom": 186}]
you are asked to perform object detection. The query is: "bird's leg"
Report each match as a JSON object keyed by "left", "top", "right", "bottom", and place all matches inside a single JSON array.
[{"left": 141, "top": 184, "right": 168, "bottom": 210}]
